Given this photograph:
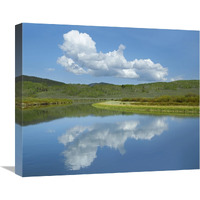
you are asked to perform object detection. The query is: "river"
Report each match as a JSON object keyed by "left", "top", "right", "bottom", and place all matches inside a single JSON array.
[{"left": 15, "top": 103, "right": 199, "bottom": 176}]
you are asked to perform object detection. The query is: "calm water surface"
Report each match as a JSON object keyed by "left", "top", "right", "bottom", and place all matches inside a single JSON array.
[{"left": 16, "top": 104, "right": 199, "bottom": 177}]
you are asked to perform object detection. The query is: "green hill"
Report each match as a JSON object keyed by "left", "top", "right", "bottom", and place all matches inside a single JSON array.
[
  {"left": 16, "top": 75, "right": 65, "bottom": 86},
  {"left": 16, "top": 75, "right": 199, "bottom": 99}
]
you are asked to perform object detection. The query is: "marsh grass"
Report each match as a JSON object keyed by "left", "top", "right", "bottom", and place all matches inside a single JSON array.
[
  {"left": 121, "top": 94, "right": 199, "bottom": 106},
  {"left": 93, "top": 101, "right": 199, "bottom": 116}
]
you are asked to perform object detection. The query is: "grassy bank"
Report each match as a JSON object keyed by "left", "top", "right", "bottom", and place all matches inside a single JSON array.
[
  {"left": 92, "top": 101, "right": 199, "bottom": 116},
  {"left": 16, "top": 98, "right": 72, "bottom": 108},
  {"left": 121, "top": 94, "right": 199, "bottom": 106}
]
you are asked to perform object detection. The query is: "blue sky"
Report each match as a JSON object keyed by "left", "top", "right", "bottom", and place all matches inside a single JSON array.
[{"left": 22, "top": 23, "right": 199, "bottom": 84}]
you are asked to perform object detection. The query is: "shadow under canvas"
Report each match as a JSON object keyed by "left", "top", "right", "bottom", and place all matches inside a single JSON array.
[{"left": 1, "top": 166, "right": 15, "bottom": 173}]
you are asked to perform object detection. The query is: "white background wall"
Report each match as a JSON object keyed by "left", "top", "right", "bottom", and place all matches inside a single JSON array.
[{"left": 0, "top": 1, "right": 199, "bottom": 199}]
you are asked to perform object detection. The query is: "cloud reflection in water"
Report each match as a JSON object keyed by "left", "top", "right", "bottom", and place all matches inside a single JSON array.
[{"left": 58, "top": 118, "right": 168, "bottom": 170}]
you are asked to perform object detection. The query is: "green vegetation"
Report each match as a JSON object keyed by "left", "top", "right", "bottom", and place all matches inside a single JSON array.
[
  {"left": 121, "top": 94, "right": 199, "bottom": 106},
  {"left": 15, "top": 75, "right": 200, "bottom": 126},
  {"left": 16, "top": 97, "right": 72, "bottom": 108},
  {"left": 15, "top": 75, "right": 199, "bottom": 116},
  {"left": 93, "top": 101, "right": 199, "bottom": 116},
  {"left": 16, "top": 75, "right": 199, "bottom": 99}
]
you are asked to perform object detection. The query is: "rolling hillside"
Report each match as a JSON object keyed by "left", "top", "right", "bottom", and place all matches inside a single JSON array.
[{"left": 16, "top": 75, "right": 199, "bottom": 99}]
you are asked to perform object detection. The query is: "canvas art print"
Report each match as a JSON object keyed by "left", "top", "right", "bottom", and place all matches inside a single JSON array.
[{"left": 15, "top": 23, "right": 199, "bottom": 177}]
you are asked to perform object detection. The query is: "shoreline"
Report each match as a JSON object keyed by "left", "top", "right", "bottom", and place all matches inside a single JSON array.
[
  {"left": 15, "top": 98, "right": 72, "bottom": 109},
  {"left": 92, "top": 101, "right": 199, "bottom": 116}
]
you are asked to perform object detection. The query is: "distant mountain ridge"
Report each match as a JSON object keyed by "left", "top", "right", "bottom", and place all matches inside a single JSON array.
[
  {"left": 16, "top": 75, "right": 199, "bottom": 87},
  {"left": 89, "top": 82, "right": 113, "bottom": 87}
]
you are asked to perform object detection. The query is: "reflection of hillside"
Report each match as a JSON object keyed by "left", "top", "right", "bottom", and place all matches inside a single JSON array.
[
  {"left": 58, "top": 118, "right": 168, "bottom": 170},
  {"left": 16, "top": 103, "right": 127, "bottom": 126}
]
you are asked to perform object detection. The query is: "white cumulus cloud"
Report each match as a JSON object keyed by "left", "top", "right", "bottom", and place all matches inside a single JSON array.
[
  {"left": 57, "top": 30, "right": 168, "bottom": 81},
  {"left": 47, "top": 68, "right": 55, "bottom": 71},
  {"left": 170, "top": 75, "right": 183, "bottom": 82}
]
